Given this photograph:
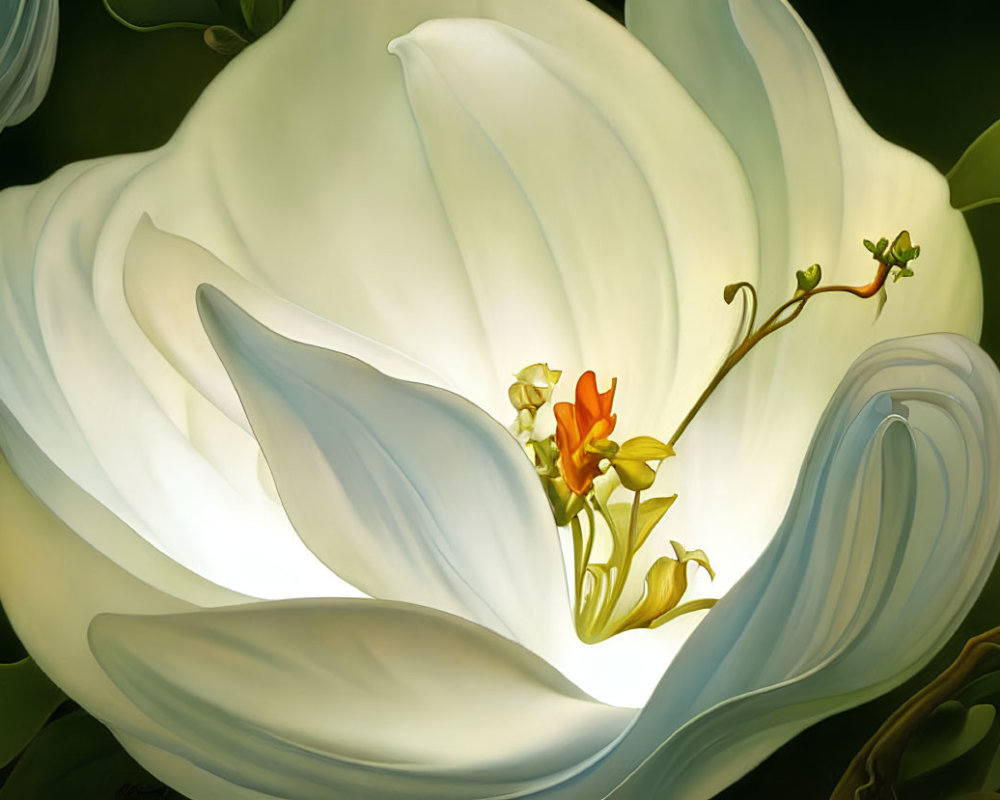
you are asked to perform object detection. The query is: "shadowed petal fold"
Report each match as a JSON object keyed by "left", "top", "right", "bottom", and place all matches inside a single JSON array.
[
  {"left": 197, "top": 286, "right": 572, "bottom": 657},
  {"left": 523, "top": 334, "right": 1000, "bottom": 799},
  {"left": 88, "top": 600, "right": 634, "bottom": 800}
]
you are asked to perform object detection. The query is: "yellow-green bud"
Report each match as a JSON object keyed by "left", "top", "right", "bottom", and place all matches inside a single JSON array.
[
  {"left": 508, "top": 363, "right": 562, "bottom": 413},
  {"left": 795, "top": 263, "right": 822, "bottom": 294}
]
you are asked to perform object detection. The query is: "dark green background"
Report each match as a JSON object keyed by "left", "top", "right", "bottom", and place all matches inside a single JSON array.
[{"left": 1, "top": 1, "right": 1000, "bottom": 797}]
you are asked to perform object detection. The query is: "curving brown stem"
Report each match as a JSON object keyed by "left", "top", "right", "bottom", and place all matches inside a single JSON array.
[
  {"left": 830, "top": 625, "right": 1000, "bottom": 800},
  {"left": 668, "top": 262, "right": 891, "bottom": 448}
]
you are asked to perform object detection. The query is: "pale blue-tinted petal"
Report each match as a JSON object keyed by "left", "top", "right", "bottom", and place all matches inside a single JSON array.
[
  {"left": 118, "top": 737, "right": 286, "bottom": 800},
  {"left": 0, "top": 0, "right": 58, "bottom": 129},
  {"left": 197, "top": 286, "right": 571, "bottom": 657},
  {"left": 626, "top": 0, "right": 982, "bottom": 608},
  {"left": 0, "top": 155, "right": 350, "bottom": 601},
  {"left": 89, "top": 600, "right": 634, "bottom": 800},
  {"left": 517, "top": 334, "right": 1000, "bottom": 800},
  {"left": 123, "top": 216, "right": 449, "bottom": 433}
]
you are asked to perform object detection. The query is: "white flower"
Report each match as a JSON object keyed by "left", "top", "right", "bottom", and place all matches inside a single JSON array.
[
  {"left": 0, "top": 0, "right": 998, "bottom": 798},
  {"left": 0, "top": 0, "right": 58, "bottom": 131}
]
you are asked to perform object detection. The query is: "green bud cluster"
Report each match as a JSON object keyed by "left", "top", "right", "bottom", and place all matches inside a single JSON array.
[{"left": 864, "top": 230, "right": 920, "bottom": 281}]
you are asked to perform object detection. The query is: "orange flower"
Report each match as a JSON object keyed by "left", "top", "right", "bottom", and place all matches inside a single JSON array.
[{"left": 554, "top": 371, "right": 617, "bottom": 496}]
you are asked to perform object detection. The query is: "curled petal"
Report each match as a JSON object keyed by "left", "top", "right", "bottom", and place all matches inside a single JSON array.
[
  {"left": 0, "top": 0, "right": 58, "bottom": 130},
  {"left": 198, "top": 286, "right": 572, "bottom": 657},
  {"left": 534, "top": 334, "right": 1000, "bottom": 799}
]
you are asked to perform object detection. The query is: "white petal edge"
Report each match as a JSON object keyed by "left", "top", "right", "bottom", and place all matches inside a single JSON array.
[
  {"left": 197, "top": 285, "right": 572, "bottom": 660},
  {"left": 0, "top": 0, "right": 58, "bottom": 129},
  {"left": 626, "top": 0, "right": 982, "bottom": 607},
  {"left": 386, "top": 15, "right": 757, "bottom": 432},
  {"left": 89, "top": 600, "right": 635, "bottom": 800},
  {"left": 2, "top": 155, "right": 353, "bottom": 600},
  {"left": 519, "top": 333, "right": 1000, "bottom": 799},
  {"left": 0, "top": 445, "right": 224, "bottom": 756}
]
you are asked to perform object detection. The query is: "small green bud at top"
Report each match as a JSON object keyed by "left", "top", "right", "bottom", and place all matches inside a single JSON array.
[
  {"left": 795, "top": 263, "right": 822, "bottom": 294},
  {"left": 863, "top": 237, "right": 890, "bottom": 259},
  {"left": 864, "top": 231, "right": 919, "bottom": 269},
  {"left": 887, "top": 230, "right": 920, "bottom": 268}
]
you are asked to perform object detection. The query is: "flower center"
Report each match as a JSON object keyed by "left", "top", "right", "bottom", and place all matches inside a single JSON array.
[
  {"left": 509, "top": 231, "right": 920, "bottom": 644},
  {"left": 511, "top": 366, "right": 713, "bottom": 644}
]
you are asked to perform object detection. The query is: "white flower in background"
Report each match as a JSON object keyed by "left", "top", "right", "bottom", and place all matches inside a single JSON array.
[
  {"left": 0, "top": 0, "right": 57, "bottom": 131},
  {"left": 0, "top": 0, "right": 998, "bottom": 798}
]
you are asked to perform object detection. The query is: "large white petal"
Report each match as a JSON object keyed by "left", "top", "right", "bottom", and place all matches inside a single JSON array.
[
  {"left": 386, "top": 15, "right": 756, "bottom": 430},
  {"left": 627, "top": 0, "right": 982, "bottom": 601},
  {"left": 0, "top": 0, "right": 752, "bottom": 611},
  {"left": 0, "top": 154, "right": 349, "bottom": 600},
  {"left": 0, "top": 0, "right": 58, "bottom": 130},
  {"left": 0, "top": 400, "right": 248, "bottom": 610},
  {"left": 65, "top": 0, "right": 758, "bottom": 433},
  {"left": 88, "top": 600, "right": 634, "bottom": 800},
  {"left": 523, "top": 334, "right": 1000, "bottom": 799},
  {"left": 0, "top": 446, "right": 212, "bottom": 754},
  {"left": 198, "top": 285, "right": 570, "bottom": 657}
]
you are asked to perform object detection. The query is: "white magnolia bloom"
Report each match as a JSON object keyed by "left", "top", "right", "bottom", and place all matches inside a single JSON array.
[
  {"left": 1, "top": 0, "right": 998, "bottom": 798},
  {"left": 0, "top": 0, "right": 57, "bottom": 131}
]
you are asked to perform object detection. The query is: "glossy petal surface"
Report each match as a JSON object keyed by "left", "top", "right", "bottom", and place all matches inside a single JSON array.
[
  {"left": 90, "top": 600, "right": 634, "bottom": 800},
  {"left": 0, "top": 0, "right": 58, "bottom": 130},
  {"left": 198, "top": 287, "right": 571, "bottom": 657}
]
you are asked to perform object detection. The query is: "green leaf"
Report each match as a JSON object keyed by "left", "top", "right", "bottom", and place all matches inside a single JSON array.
[
  {"left": 961, "top": 672, "right": 1000, "bottom": 707},
  {"left": 0, "top": 659, "right": 65, "bottom": 769},
  {"left": 950, "top": 794, "right": 1000, "bottom": 799},
  {"left": 607, "top": 495, "right": 677, "bottom": 556},
  {"left": 948, "top": 117, "right": 1000, "bottom": 210},
  {"left": 981, "top": 742, "right": 1000, "bottom": 794},
  {"left": 102, "top": 0, "right": 241, "bottom": 31},
  {"left": 240, "top": 0, "right": 285, "bottom": 36},
  {"left": 203, "top": 26, "right": 250, "bottom": 56},
  {"left": 0, "top": 711, "right": 182, "bottom": 800},
  {"left": 899, "top": 701, "right": 997, "bottom": 782},
  {"left": 0, "top": 605, "right": 26, "bottom": 663}
]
